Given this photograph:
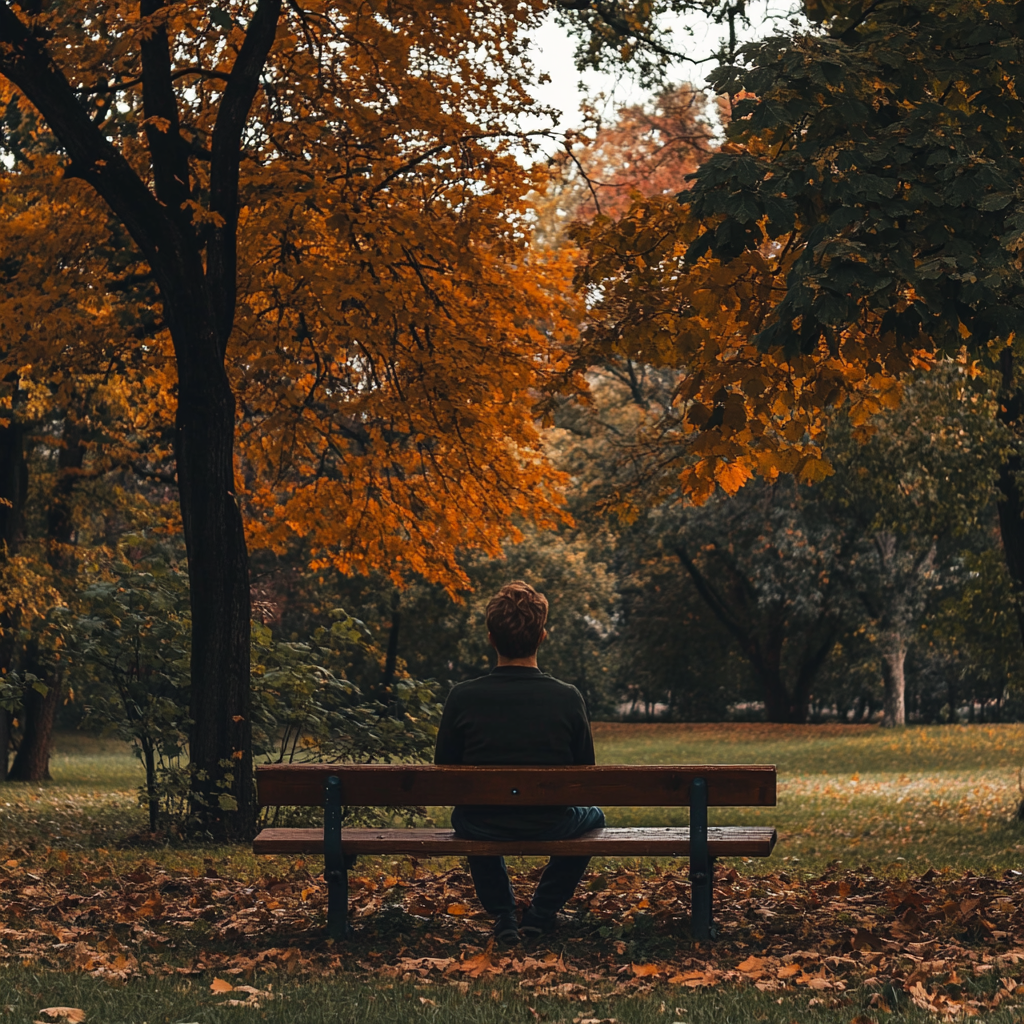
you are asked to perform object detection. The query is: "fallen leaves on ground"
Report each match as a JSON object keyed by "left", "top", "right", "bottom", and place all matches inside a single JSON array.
[
  {"left": 1, "top": 850, "right": 1023, "bottom": 1017},
  {"left": 34, "top": 1010, "right": 85, "bottom": 1024},
  {"left": 209, "top": 978, "right": 275, "bottom": 1008}
]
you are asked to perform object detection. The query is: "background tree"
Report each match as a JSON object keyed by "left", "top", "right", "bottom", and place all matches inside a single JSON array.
[{"left": 678, "top": 0, "right": 1024, "bottom": 639}]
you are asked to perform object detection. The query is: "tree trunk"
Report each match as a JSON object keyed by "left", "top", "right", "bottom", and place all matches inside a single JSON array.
[
  {"left": 996, "top": 349, "right": 1024, "bottom": 646},
  {"left": 380, "top": 604, "right": 401, "bottom": 697},
  {"left": 0, "top": 403, "right": 28, "bottom": 781},
  {"left": 8, "top": 416, "right": 89, "bottom": 783},
  {"left": 880, "top": 637, "right": 907, "bottom": 728},
  {"left": 754, "top": 639, "right": 796, "bottom": 723},
  {"left": 46, "top": 416, "right": 85, "bottom": 570},
  {"left": 8, "top": 675, "right": 61, "bottom": 780},
  {"left": 0, "top": 711, "right": 9, "bottom": 781},
  {"left": 176, "top": 349, "right": 253, "bottom": 840},
  {"left": 143, "top": 737, "right": 159, "bottom": 833}
]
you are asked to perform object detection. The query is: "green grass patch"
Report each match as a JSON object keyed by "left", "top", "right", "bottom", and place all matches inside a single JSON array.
[
  {"left": 592, "top": 723, "right": 1024, "bottom": 876},
  {"left": 1, "top": 967, "right": 1020, "bottom": 1024},
  {"left": 3, "top": 724, "right": 1024, "bottom": 878}
]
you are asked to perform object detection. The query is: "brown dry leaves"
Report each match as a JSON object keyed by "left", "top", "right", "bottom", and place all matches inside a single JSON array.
[{"left": 1, "top": 849, "right": 1023, "bottom": 1017}]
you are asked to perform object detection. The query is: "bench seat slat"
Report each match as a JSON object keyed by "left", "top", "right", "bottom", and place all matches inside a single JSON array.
[
  {"left": 253, "top": 825, "right": 777, "bottom": 858},
  {"left": 255, "top": 764, "right": 776, "bottom": 808}
]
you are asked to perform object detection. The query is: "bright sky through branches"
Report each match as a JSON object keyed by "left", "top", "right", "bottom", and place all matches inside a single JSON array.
[{"left": 525, "top": 3, "right": 803, "bottom": 135}]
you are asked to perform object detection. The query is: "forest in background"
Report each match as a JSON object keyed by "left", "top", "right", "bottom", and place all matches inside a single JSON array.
[{"left": 3, "top": 0, "right": 1024, "bottom": 833}]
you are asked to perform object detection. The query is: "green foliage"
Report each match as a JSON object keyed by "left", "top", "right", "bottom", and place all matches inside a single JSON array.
[
  {"left": 250, "top": 613, "right": 441, "bottom": 768},
  {"left": 68, "top": 544, "right": 192, "bottom": 830},
  {"left": 688, "top": 0, "right": 1024, "bottom": 356}
]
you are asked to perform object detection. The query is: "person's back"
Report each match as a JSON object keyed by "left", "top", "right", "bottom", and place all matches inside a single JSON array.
[
  {"left": 433, "top": 581, "right": 604, "bottom": 942},
  {"left": 435, "top": 665, "right": 594, "bottom": 834}
]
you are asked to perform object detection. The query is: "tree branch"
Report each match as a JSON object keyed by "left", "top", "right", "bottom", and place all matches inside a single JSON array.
[
  {"left": 0, "top": 2, "right": 173, "bottom": 270},
  {"left": 672, "top": 541, "right": 749, "bottom": 646},
  {"left": 208, "top": 0, "right": 282, "bottom": 351},
  {"left": 139, "top": 0, "right": 193, "bottom": 213}
]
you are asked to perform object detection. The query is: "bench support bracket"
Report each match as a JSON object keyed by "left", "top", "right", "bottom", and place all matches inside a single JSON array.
[
  {"left": 324, "top": 775, "right": 352, "bottom": 940},
  {"left": 689, "top": 776, "right": 716, "bottom": 942}
]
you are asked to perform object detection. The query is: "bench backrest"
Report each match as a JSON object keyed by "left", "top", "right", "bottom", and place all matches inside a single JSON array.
[{"left": 255, "top": 764, "right": 776, "bottom": 808}]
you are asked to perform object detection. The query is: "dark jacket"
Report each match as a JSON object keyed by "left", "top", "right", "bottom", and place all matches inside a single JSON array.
[{"left": 433, "top": 665, "right": 595, "bottom": 834}]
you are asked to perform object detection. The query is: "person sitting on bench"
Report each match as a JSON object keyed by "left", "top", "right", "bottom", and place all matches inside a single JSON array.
[{"left": 434, "top": 580, "right": 605, "bottom": 943}]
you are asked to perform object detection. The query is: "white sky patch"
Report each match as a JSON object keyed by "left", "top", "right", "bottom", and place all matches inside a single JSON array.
[{"left": 524, "top": 2, "right": 805, "bottom": 140}]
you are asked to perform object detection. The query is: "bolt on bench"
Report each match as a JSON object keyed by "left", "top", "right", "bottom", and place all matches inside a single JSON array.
[{"left": 253, "top": 764, "right": 777, "bottom": 942}]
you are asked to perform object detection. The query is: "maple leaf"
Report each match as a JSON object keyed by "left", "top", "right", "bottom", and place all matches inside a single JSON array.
[{"left": 631, "top": 963, "right": 662, "bottom": 977}]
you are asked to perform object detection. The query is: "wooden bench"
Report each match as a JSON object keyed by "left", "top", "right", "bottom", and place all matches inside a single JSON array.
[{"left": 254, "top": 763, "right": 777, "bottom": 942}]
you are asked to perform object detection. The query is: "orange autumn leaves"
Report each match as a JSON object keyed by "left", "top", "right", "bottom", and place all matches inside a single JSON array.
[
  {"left": 1, "top": 0, "right": 581, "bottom": 594},
  {"left": 572, "top": 189, "right": 929, "bottom": 508}
]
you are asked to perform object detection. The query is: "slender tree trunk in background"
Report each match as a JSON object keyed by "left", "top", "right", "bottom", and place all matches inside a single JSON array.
[
  {"left": 46, "top": 417, "right": 85, "bottom": 570},
  {"left": 8, "top": 673, "right": 61, "bottom": 780},
  {"left": 143, "top": 737, "right": 159, "bottom": 833},
  {"left": 380, "top": 603, "right": 401, "bottom": 697},
  {"left": 996, "top": 349, "right": 1024, "bottom": 646},
  {"left": 755, "top": 642, "right": 795, "bottom": 724},
  {"left": 880, "top": 636, "right": 907, "bottom": 728},
  {"left": 0, "top": 402, "right": 27, "bottom": 782},
  {"left": 9, "top": 416, "right": 87, "bottom": 783},
  {"left": 0, "top": 713, "right": 9, "bottom": 781}
]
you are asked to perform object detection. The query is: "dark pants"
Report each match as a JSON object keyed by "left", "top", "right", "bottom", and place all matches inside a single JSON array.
[{"left": 451, "top": 805, "right": 606, "bottom": 917}]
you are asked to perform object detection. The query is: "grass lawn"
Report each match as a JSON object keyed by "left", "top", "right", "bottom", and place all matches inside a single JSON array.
[
  {"left": 3, "top": 968, "right": 1023, "bottom": 1024},
  {"left": 1, "top": 723, "right": 1024, "bottom": 1023},
  {"left": 593, "top": 722, "right": 1024, "bottom": 876}
]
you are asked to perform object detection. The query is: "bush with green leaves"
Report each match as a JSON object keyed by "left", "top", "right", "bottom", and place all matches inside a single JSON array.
[
  {"left": 69, "top": 549, "right": 192, "bottom": 832},
  {"left": 251, "top": 611, "right": 442, "bottom": 827},
  {"left": 56, "top": 535, "right": 441, "bottom": 833}
]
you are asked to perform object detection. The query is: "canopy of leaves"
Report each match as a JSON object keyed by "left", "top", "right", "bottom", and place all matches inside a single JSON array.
[
  {"left": 0, "top": 0, "right": 586, "bottom": 593},
  {"left": 688, "top": 0, "right": 1024, "bottom": 358}
]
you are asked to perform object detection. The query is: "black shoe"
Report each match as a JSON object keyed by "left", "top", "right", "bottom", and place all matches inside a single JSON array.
[
  {"left": 493, "top": 911, "right": 520, "bottom": 944},
  {"left": 520, "top": 907, "right": 557, "bottom": 938}
]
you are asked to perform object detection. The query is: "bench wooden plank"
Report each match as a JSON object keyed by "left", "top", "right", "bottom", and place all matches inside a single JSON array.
[
  {"left": 255, "top": 764, "right": 777, "bottom": 809},
  {"left": 253, "top": 825, "right": 778, "bottom": 858}
]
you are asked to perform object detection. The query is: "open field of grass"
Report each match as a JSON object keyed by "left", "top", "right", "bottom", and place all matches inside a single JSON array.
[
  {"left": 592, "top": 722, "right": 1024, "bottom": 876},
  {"left": 4, "top": 723, "right": 1023, "bottom": 876}
]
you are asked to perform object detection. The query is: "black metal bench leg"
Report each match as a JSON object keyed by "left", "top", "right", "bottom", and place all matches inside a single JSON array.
[
  {"left": 324, "top": 775, "right": 352, "bottom": 940},
  {"left": 689, "top": 776, "right": 714, "bottom": 942}
]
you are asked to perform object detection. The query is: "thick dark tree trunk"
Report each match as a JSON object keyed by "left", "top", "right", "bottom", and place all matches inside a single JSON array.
[
  {"left": 8, "top": 675, "right": 61, "bottom": 780},
  {"left": 176, "top": 350, "right": 253, "bottom": 839}
]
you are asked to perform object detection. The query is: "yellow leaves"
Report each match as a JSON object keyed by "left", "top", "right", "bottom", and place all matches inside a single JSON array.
[
  {"left": 574, "top": 183, "right": 944, "bottom": 506},
  {"left": 715, "top": 460, "right": 753, "bottom": 495},
  {"left": 667, "top": 968, "right": 719, "bottom": 987}
]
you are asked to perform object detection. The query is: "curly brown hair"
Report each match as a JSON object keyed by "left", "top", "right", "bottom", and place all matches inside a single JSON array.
[{"left": 485, "top": 581, "right": 549, "bottom": 659}]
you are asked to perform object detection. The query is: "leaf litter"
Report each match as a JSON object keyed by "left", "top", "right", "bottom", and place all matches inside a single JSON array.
[{"left": 2, "top": 853, "right": 1024, "bottom": 1016}]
